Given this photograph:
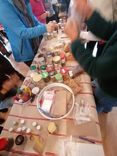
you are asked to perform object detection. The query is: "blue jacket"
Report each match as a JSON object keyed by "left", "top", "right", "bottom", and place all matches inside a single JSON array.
[{"left": 0, "top": 0, "right": 47, "bottom": 62}]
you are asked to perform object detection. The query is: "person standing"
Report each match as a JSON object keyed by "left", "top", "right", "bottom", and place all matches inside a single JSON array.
[
  {"left": 30, "top": 0, "right": 49, "bottom": 24},
  {"left": 65, "top": 0, "right": 117, "bottom": 113},
  {"left": 44, "top": 0, "right": 57, "bottom": 22},
  {"left": 0, "top": 0, "right": 56, "bottom": 66}
]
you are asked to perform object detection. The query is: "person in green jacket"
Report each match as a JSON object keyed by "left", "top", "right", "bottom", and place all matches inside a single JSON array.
[{"left": 65, "top": 0, "right": 117, "bottom": 113}]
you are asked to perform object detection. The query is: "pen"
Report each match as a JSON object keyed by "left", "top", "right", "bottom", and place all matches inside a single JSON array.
[{"left": 79, "top": 136, "right": 96, "bottom": 144}]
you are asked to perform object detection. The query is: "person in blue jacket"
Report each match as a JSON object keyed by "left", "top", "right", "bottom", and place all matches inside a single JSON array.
[{"left": 0, "top": 0, "right": 56, "bottom": 65}]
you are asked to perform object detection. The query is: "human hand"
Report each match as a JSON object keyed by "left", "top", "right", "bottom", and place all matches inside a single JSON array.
[
  {"left": 64, "top": 17, "right": 79, "bottom": 42},
  {"left": 73, "top": 0, "right": 93, "bottom": 20},
  {"left": 46, "top": 21, "right": 57, "bottom": 32},
  {"left": 40, "top": 12, "right": 48, "bottom": 19},
  {"left": 46, "top": 11, "right": 51, "bottom": 17}
]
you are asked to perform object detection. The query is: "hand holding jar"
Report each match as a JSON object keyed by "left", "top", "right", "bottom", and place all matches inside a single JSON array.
[{"left": 46, "top": 21, "right": 58, "bottom": 33}]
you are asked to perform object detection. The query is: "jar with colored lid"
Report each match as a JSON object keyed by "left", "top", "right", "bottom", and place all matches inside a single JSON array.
[
  {"left": 47, "top": 68, "right": 55, "bottom": 77},
  {"left": 32, "top": 74, "right": 42, "bottom": 83},
  {"left": 38, "top": 57, "right": 46, "bottom": 66},
  {"left": 30, "top": 65, "right": 36, "bottom": 71},
  {"left": 40, "top": 65, "right": 47, "bottom": 73},
  {"left": 60, "top": 67, "right": 68, "bottom": 75},
  {"left": 46, "top": 53, "right": 53, "bottom": 64},
  {"left": 53, "top": 56, "right": 61, "bottom": 64},
  {"left": 41, "top": 72, "right": 50, "bottom": 83},
  {"left": 54, "top": 64, "right": 61, "bottom": 73},
  {"left": 55, "top": 73, "right": 63, "bottom": 83},
  {"left": 60, "top": 52, "right": 66, "bottom": 66},
  {"left": 46, "top": 63, "right": 54, "bottom": 70},
  {"left": 46, "top": 64, "right": 55, "bottom": 77}
]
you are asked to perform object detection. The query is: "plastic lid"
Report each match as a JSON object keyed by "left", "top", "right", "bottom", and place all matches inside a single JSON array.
[
  {"left": 40, "top": 65, "right": 47, "bottom": 70},
  {"left": 30, "top": 65, "right": 36, "bottom": 71},
  {"left": 32, "top": 87, "right": 40, "bottom": 95},
  {"left": 60, "top": 52, "right": 65, "bottom": 59},
  {"left": 33, "top": 74, "right": 42, "bottom": 82},
  {"left": 30, "top": 72, "right": 38, "bottom": 78},
  {"left": 15, "top": 135, "right": 25, "bottom": 145},
  {"left": 55, "top": 73, "right": 62, "bottom": 80},
  {"left": 53, "top": 56, "right": 61, "bottom": 63},
  {"left": 42, "top": 72, "right": 49, "bottom": 78},
  {"left": 0, "top": 138, "right": 8, "bottom": 150},
  {"left": 38, "top": 57, "right": 45, "bottom": 62}
]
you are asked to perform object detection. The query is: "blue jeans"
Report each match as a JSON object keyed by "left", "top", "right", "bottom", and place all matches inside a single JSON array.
[{"left": 93, "top": 80, "right": 117, "bottom": 113}]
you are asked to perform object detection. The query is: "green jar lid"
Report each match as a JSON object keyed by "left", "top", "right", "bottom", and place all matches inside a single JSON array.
[
  {"left": 30, "top": 65, "right": 36, "bottom": 71},
  {"left": 42, "top": 72, "right": 49, "bottom": 78},
  {"left": 55, "top": 73, "right": 62, "bottom": 80},
  {"left": 40, "top": 65, "right": 47, "bottom": 70}
]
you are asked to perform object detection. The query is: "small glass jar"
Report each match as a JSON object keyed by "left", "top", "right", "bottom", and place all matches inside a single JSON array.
[
  {"left": 54, "top": 64, "right": 61, "bottom": 73},
  {"left": 40, "top": 65, "right": 47, "bottom": 73},
  {"left": 53, "top": 56, "right": 61, "bottom": 64},
  {"left": 46, "top": 52, "right": 53, "bottom": 64},
  {"left": 47, "top": 33, "right": 52, "bottom": 40},
  {"left": 53, "top": 31, "right": 58, "bottom": 38},
  {"left": 55, "top": 73, "right": 63, "bottom": 83},
  {"left": 38, "top": 57, "right": 46, "bottom": 66},
  {"left": 60, "top": 67, "right": 68, "bottom": 75},
  {"left": 46, "top": 65, "right": 55, "bottom": 78},
  {"left": 60, "top": 52, "right": 66, "bottom": 66},
  {"left": 41, "top": 72, "right": 50, "bottom": 83},
  {"left": 43, "top": 33, "right": 48, "bottom": 41},
  {"left": 30, "top": 65, "right": 36, "bottom": 71}
]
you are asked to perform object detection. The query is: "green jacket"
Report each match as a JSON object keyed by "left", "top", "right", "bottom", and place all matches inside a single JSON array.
[{"left": 71, "top": 11, "right": 117, "bottom": 98}]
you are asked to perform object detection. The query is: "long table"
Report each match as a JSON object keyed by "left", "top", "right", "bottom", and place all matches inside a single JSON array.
[{"left": 0, "top": 34, "right": 105, "bottom": 156}]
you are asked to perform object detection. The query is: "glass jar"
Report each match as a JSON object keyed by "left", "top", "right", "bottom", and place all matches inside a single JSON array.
[
  {"left": 46, "top": 64, "right": 55, "bottom": 78},
  {"left": 55, "top": 73, "right": 63, "bottom": 83},
  {"left": 60, "top": 52, "right": 66, "bottom": 66},
  {"left": 46, "top": 52, "right": 53, "bottom": 64},
  {"left": 40, "top": 65, "right": 47, "bottom": 73},
  {"left": 53, "top": 31, "right": 58, "bottom": 38},
  {"left": 41, "top": 72, "right": 50, "bottom": 83},
  {"left": 38, "top": 57, "right": 46, "bottom": 66},
  {"left": 53, "top": 56, "right": 61, "bottom": 64}
]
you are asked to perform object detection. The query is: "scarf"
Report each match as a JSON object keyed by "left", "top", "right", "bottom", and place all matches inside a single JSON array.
[{"left": 12, "top": 0, "right": 41, "bottom": 54}]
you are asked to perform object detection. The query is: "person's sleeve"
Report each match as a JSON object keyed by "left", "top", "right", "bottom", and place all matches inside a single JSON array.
[
  {"left": 0, "top": 4, "right": 47, "bottom": 39},
  {"left": 0, "top": 98, "right": 13, "bottom": 110},
  {"left": 86, "top": 11, "right": 117, "bottom": 41},
  {"left": 71, "top": 39, "right": 117, "bottom": 79}
]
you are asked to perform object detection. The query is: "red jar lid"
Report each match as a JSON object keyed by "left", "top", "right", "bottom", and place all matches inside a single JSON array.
[
  {"left": 46, "top": 66, "right": 54, "bottom": 72},
  {"left": 60, "top": 52, "right": 65, "bottom": 59},
  {"left": 0, "top": 138, "right": 8, "bottom": 151},
  {"left": 60, "top": 67, "right": 68, "bottom": 74}
]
